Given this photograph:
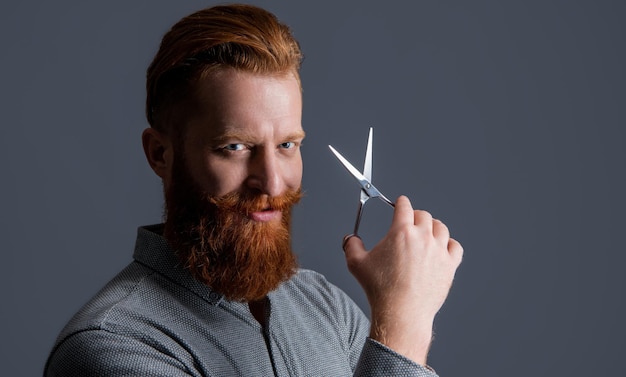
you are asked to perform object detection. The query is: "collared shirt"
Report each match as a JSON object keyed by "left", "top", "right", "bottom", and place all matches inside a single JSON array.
[{"left": 45, "top": 225, "right": 437, "bottom": 376}]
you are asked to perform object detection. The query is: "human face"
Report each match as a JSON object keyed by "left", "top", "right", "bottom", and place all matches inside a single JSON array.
[{"left": 179, "top": 69, "right": 304, "bottom": 223}]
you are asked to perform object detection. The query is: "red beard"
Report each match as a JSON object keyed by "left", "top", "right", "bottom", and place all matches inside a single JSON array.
[{"left": 163, "top": 156, "right": 303, "bottom": 302}]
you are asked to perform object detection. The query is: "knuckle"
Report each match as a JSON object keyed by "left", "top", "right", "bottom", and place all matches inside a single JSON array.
[
  {"left": 448, "top": 239, "right": 464, "bottom": 261},
  {"left": 415, "top": 209, "right": 433, "bottom": 223},
  {"left": 434, "top": 219, "right": 449, "bottom": 232}
]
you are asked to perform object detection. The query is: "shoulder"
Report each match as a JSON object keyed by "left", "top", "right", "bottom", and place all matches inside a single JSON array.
[
  {"left": 48, "top": 261, "right": 168, "bottom": 358},
  {"left": 58, "top": 262, "right": 155, "bottom": 332},
  {"left": 45, "top": 328, "right": 195, "bottom": 376},
  {"left": 45, "top": 261, "right": 202, "bottom": 376}
]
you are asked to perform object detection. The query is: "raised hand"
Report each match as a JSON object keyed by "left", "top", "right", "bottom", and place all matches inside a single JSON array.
[{"left": 343, "top": 195, "right": 463, "bottom": 365}]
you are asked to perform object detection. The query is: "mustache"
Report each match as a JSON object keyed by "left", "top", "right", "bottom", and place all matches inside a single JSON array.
[
  {"left": 208, "top": 188, "right": 304, "bottom": 214},
  {"left": 163, "top": 156, "right": 303, "bottom": 300}
]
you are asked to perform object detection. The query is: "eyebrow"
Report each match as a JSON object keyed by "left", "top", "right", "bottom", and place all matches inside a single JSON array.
[{"left": 212, "top": 130, "right": 306, "bottom": 144}]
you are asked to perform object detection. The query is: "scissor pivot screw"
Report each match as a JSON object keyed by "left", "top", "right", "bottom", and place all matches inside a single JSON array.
[{"left": 365, "top": 183, "right": 371, "bottom": 189}]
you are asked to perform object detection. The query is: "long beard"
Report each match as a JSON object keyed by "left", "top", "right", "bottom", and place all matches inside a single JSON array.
[{"left": 163, "top": 156, "right": 303, "bottom": 302}]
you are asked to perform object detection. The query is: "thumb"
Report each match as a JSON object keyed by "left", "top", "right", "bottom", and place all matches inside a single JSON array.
[{"left": 342, "top": 234, "right": 367, "bottom": 273}]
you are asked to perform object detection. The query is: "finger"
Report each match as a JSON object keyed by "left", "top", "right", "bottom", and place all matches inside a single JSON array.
[
  {"left": 413, "top": 209, "right": 433, "bottom": 232},
  {"left": 342, "top": 234, "right": 367, "bottom": 273},
  {"left": 342, "top": 233, "right": 358, "bottom": 251},
  {"left": 432, "top": 219, "right": 450, "bottom": 245},
  {"left": 448, "top": 238, "right": 464, "bottom": 264},
  {"left": 392, "top": 195, "right": 415, "bottom": 227}
]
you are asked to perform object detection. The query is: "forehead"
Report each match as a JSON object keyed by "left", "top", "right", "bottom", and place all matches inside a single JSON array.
[{"left": 185, "top": 69, "right": 303, "bottom": 142}]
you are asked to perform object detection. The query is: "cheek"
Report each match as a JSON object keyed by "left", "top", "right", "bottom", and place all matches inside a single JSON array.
[
  {"left": 191, "top": 157, "right": 247, "bottom": 197},
  {"left": 285, "top": 155, "right": 303, "bottom": 189}
]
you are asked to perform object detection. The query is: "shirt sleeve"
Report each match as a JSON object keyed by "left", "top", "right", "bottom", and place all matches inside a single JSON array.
[
  {"left": 325, "top": 277, "right": 438, "bottom": 377},
  {"left": 354, "top": 338, "right": 438, "bottom": 377},
  {"left": 44, "top": 330, "right": 199, "bottom": 377}
]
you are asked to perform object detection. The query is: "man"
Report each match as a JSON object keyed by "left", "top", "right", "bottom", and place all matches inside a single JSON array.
[{"left": 45, "top": 4, "right": 462, "bottom": 376}]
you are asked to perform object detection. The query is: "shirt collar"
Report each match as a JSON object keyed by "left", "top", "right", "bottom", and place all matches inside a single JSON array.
[{"left": 133, "top": 224, "right": 224, "bottom": 305}]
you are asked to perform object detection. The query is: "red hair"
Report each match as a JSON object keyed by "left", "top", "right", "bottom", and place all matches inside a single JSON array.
[{"left": 146, "top": 4, "right": 303, "bottom": 134}]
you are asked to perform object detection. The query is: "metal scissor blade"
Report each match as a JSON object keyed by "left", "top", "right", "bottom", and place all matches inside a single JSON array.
[
  {"left": 363, "top": 127, "right": 373, "bottom": 182},
  {"left": 361, "top": 128, "right": 373, "bottom": 203},
  {"left": 328, "top": 145, "right": 371, "bottom": 189},
  {"left": 328, "top": 144, "right": 394, "bottom": 207}
]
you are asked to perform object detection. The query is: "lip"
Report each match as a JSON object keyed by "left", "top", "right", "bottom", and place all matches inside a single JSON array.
[{"left": 248, "top": 209, "right": 281, "bottom": 222}]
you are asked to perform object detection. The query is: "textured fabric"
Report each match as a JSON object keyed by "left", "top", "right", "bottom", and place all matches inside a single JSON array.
[{"left": 45, "top": 224, "right": 437, "bottom": 376}]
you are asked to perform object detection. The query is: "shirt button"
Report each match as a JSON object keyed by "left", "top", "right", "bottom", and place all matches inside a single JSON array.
[{"left": 209, "top": 291, "right": 221, "bottom": 303}]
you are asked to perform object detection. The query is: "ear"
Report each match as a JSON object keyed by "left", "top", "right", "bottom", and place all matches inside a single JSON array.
[{"left": 142, "top": 127, "right": 174, "bottom": 181}]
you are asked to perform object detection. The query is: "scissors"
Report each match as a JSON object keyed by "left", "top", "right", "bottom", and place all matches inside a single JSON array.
[{"left": 328, "top": 127, "right": 395, "bottom": 236}]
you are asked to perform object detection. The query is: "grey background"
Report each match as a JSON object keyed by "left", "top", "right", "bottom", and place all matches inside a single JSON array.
[{"left": 2, "top": 1, "right": 625, "bottom": 376}]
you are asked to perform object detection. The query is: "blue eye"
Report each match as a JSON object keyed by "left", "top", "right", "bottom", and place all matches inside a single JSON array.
[
  {"left": 223, "top": 144, "right": 245, "bottom": 151},
  {"left": 280, "top": 142, "right": 295, "bottom": 149}
]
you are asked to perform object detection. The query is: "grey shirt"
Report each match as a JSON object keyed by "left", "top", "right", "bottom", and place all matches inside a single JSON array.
[{"left": 45, "top": 225, "right": 437, "bottom": 376}]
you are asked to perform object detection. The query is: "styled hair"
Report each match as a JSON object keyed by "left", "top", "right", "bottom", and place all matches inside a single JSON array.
[{"left": 146, "top": 4, "right": 303, "bottom": 134}]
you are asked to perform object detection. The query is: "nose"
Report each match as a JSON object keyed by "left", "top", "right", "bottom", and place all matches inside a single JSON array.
[{"left": 246, "top": 148, "right": 285, "bottom": 197}]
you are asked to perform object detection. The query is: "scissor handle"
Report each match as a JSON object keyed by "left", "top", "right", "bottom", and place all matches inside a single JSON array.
[
  {"left": 353, "top": 195, "right": 395, "bottom": 236},
  {"left": 354, "top": 200, "right": 365, "bottom": 235}
]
